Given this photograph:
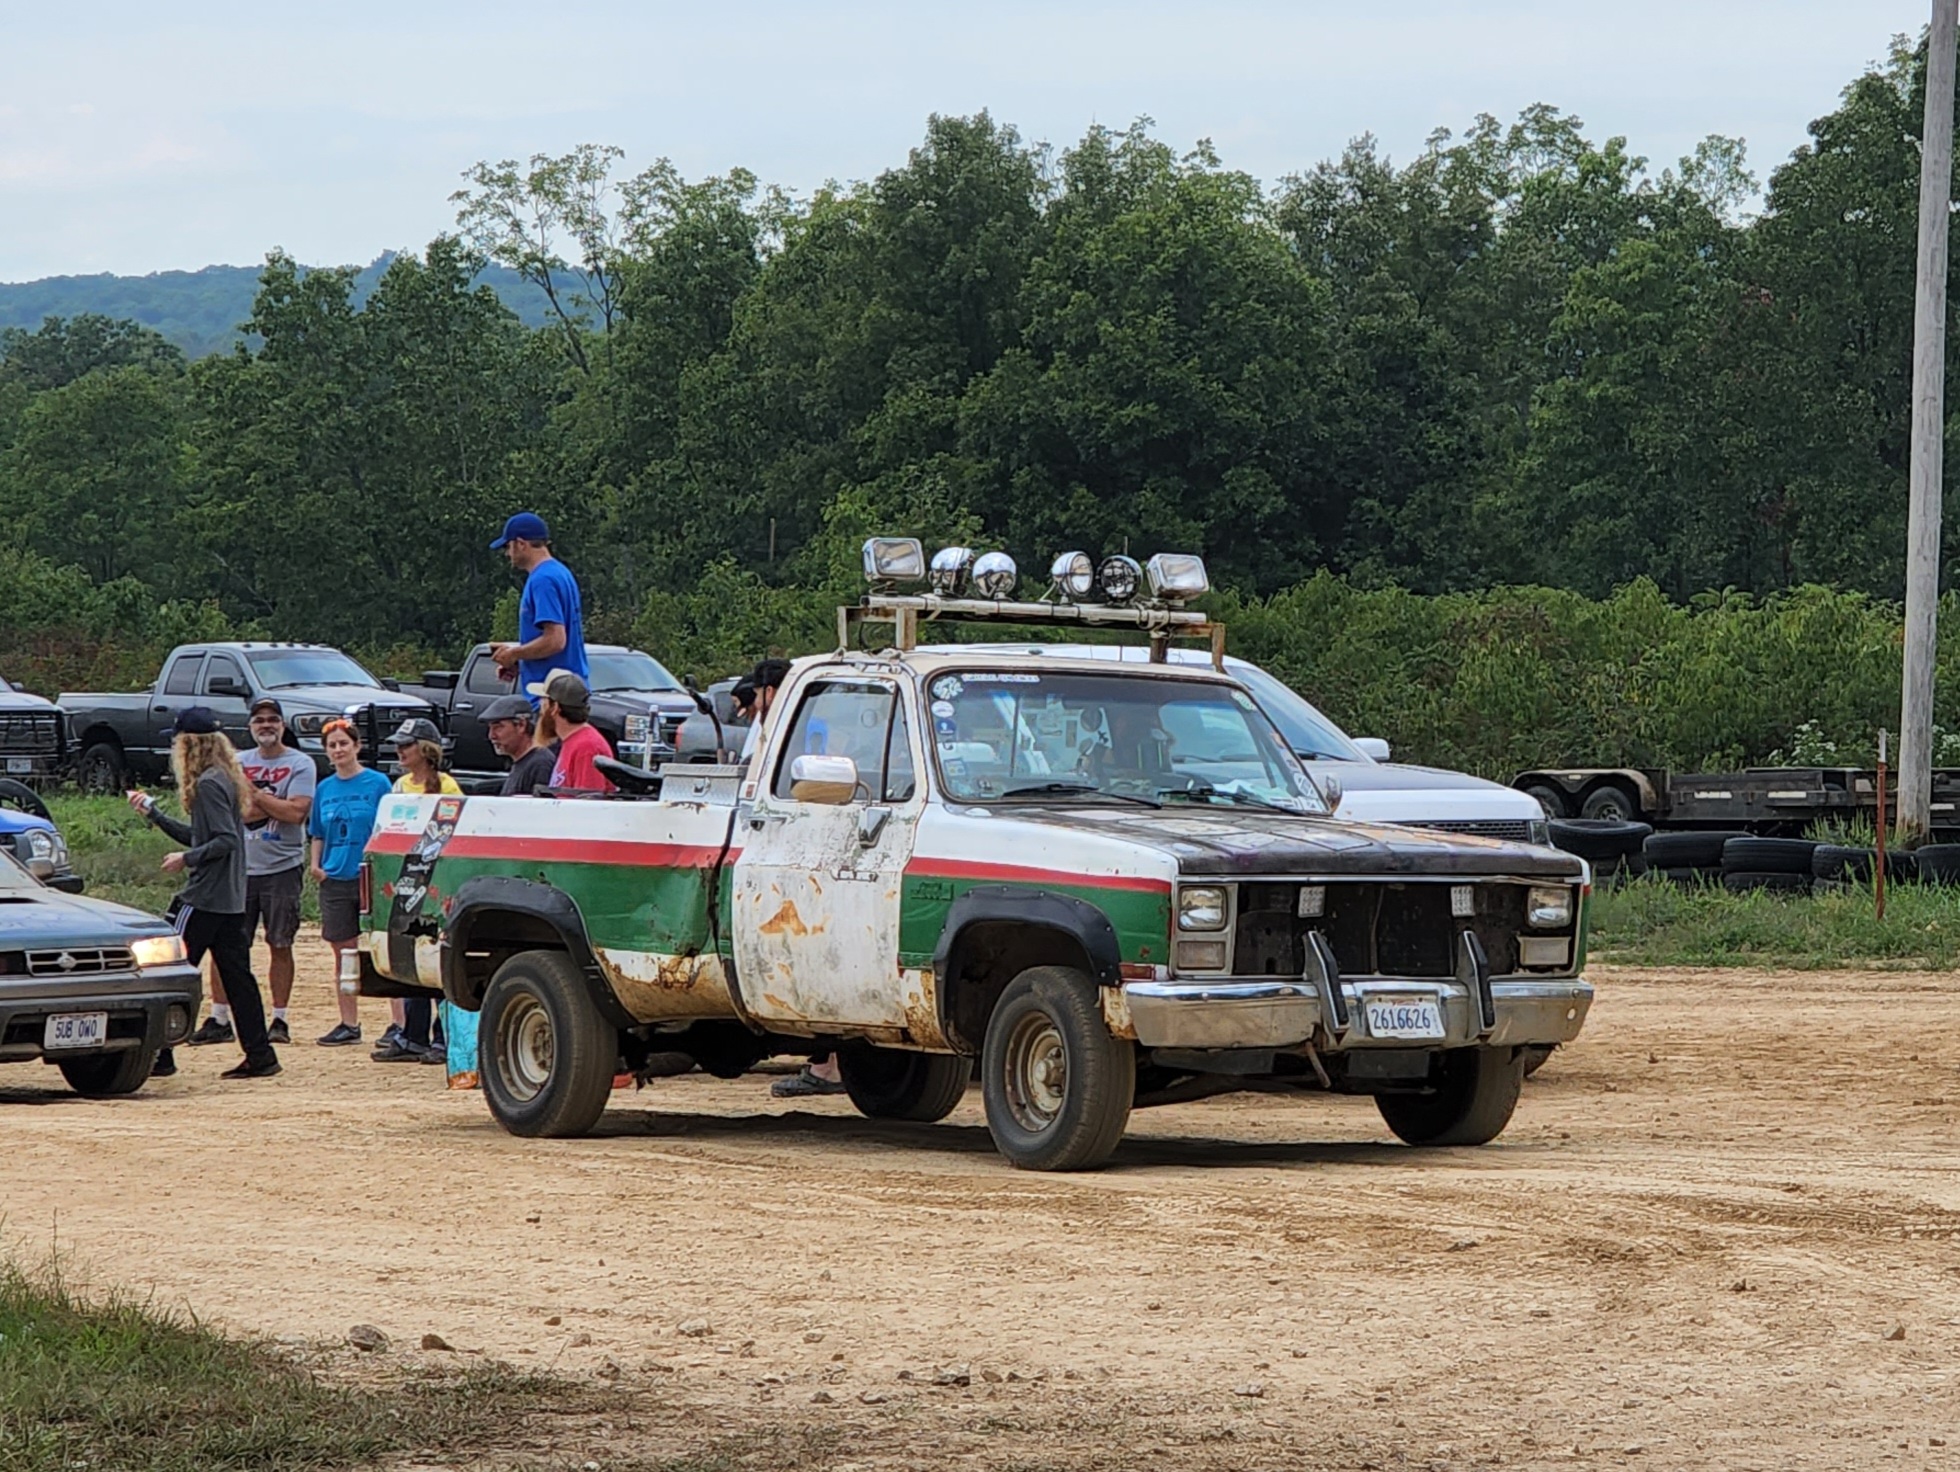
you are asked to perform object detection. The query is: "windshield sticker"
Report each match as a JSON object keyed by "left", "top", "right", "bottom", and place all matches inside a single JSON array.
[
  {"left": 930, "top": 675, "right": 963, "bottom": 701},
  {"left": 962, "top": 672, "right": 1039, "bottom": 683},
  {"left": 1230, "top": 689, "right": 1257, "bottom": 710},
  {"left": 930, "top": 700, "right": 955, "bottom": 719}
]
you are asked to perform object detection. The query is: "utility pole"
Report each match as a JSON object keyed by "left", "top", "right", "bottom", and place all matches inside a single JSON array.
[{"left": 1900, "top": 0, "right": 1959, "bottom": 842}]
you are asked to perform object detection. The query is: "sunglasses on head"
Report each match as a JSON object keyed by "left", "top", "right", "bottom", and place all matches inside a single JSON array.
[{"left": 322, "top": 719, "right": 357, "bottom": 739}]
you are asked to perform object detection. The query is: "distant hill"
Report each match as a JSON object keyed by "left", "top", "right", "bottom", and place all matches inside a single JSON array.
[{"left": 0, "top": 255, "right": 560, "bottom": 358}]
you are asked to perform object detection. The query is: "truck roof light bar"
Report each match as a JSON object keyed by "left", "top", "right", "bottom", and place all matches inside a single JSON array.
[{"left": 840, "top": 594, "right": 1226, "bottom": 669}]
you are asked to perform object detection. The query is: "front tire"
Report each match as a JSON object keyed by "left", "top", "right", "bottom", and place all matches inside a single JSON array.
[
  {"left": 58, "top": 1047, "right": 157, "bottom": 1097},
  {"left": 980, "top": 966, "right": 1134, "bottom": 1171},
  {"left": 1376, "top": 1046, "right": 1525, "bottom": 1146},
  {"left": 77, "top": 742, "right": 126, "bottom": 795},
  {"left": 480, "top": 950, "right": 617, "bottom": 1138},
  {"left": 837, "top": 1044, "right": 969, "bottom": 1122}
]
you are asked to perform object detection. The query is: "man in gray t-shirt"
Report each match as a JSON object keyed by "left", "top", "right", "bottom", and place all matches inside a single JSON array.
[{"left": 189, "top": 697, "right": 317, "bottom": 1048}]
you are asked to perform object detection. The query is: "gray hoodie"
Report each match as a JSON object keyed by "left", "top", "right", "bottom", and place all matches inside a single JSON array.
[{"left": 147, "top": 767, "right": 248, "bottom": 915}]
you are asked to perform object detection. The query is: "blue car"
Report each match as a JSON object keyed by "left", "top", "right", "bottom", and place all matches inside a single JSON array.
[
  {"left": 0, "top": 780, "right": 83, "bottom": 894},
  {"left": 0, "top": 845, "right": 201, "bottom": 1096}
]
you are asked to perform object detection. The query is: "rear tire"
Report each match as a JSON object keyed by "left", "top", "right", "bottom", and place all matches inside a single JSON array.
[
  {"left": 1376, "top": 1046, "right": 1525, "bottom": 1146},
  {"left": 58, "top": 1047, "right": 157, "bottom": 1097},
  {"left": 981, "top": 966, "right": 1134, "bottom": 1171},
  {"left": 77, "top": 742, "right": 125, "bottom": 796},
  {"left": 1579, "top": 783, "right": 1640, "bottom": 822},
  {"left": 0, "top": 779, "right": 51, "bottom": 820},
  {"left": 838, "top": 1044, "right": 969, "bottom": 1122},
  {"left": 1519, "top": 782, "right": 1569, "bottom": 820},
  {"left": 480, "top": 950, "right": 617, "bottom": 1138}
]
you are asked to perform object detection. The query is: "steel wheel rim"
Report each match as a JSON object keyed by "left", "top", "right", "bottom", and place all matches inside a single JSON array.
[
  {"left": 1002, "top": 1011, "right": 1067, "bottom": 1133},
  {"left": 498, "top": 994, "right": 554, "bottom": 1102}
]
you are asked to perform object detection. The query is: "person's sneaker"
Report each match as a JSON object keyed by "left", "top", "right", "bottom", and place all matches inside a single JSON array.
[
  {"left": 221, "top": 1056, "right": 282, "bottom": 1080},
  {"left": 771, "top": 1068, "right": 847, "bottom": 1098},
  {"left": 374, "top": 1024, "right": 406, "bottom": 1052},
  {"left": 150, "top": 1048, "right": 178, "bottom": 1078},
  {"left": 266, "top": 1018, "right": 291, "bottom": 1046},
  {"left": 371, "top": 1038, "right": 427, "bottom": 1063},
  {"left": 187, "top": 1016, "right": 234, "bottom": 1046},
  {"left": 419, "top": 1043, "right": 447, "bottom": 1066},
  {"left": 316, "top": 1022, "right": 363, "bottom": 1047}
]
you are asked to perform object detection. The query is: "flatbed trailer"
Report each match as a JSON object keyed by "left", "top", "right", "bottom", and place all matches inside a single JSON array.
[{"left": 1512, "top": 765, "right": 1960, "bottom": 836}]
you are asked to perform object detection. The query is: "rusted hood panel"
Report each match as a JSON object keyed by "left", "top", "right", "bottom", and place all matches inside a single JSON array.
[{"left": 1002, "top": 808, "right": 1583, "bottom": 879}]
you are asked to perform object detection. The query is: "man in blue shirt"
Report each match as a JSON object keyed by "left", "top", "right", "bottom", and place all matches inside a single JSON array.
[{"left": 489, "top": 511, "right": 588, "bottom": 701}]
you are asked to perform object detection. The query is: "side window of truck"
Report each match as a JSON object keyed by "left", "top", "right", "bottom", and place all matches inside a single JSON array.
[
  {"left": 163, "top": 655, "right": 204, "bottom": 695},
  {"left": 202, "top": 654, "right": 246, "bottom": 695},
  {"left": 773, "top": 681, "right": 902, "bottom": 802},
  {"left": 465, "top": 654, "right": 506, "bottom": 697}
]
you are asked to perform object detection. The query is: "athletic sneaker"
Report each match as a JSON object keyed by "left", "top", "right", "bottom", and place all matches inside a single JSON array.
[
  {"left": 419, "top": 1043, "right": 447, "bottom": 1066},
  {"left": 187, "top": 1016, "right": 234, "bottom": 1046},
  {"left": 221, "top": 1056, "right": 282, "bottom": 1079},
  {"left": 316, "top": 1022, "right": 363, "bottom": 1047},
  {"left": 150, "top": 1048, "right": 178, "bottom": 1078},
  {"left": 771, "top": 1068, "right": 848, "bottom": 1098},
  {"left": 371, "top": 1037, "right": 427, "bottom": 1063},
  {"left": 267, "top": 1018, "right": 292, "bottom": 1046}
]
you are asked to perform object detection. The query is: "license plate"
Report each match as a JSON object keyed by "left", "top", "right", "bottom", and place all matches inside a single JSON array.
[
  {"left": 44, "top": 1012, "right": 108, "bottom": 1050},
  {"left": 1364, "top": 995, "right": 1445, "bottom": 1041},
  {"left": 5, "top": 758, "right": 31, "bottom": 775}
]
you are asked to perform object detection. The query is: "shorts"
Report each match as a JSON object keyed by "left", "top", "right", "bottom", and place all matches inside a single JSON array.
[
  {"left": 244, "top": 866, "right": 304, "bottom": 949},
  {"left": 319, "top": 877, "right": 363, "bottom": 944}
]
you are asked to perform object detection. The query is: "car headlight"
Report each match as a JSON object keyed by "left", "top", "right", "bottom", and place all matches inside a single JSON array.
[
  {"left": 1528, "top": 819, "right": 1551, "bottom": 847},
  {"left": 131, "top": 934, "right": 188, "bottom": 969},
  {"left": 1526, "top": 886, "right": 1574, "bottom": 928},
  {"left": 23, "top": 830, "right": 55, "bottom": 861},
  {"left": 1178, "top": 885, "right": 1229, "bottom": 932},
  {"left": 292, "top": 712, "right": 329, "bottom": 736}
]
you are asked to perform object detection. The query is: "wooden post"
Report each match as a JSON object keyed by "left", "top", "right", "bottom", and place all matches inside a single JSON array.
[
  {"left": 1877, "top": 730, "right": 1890, "bottom": 921},
  {"left": 1899, "top": 0, "right": 1958, "bottom": 841}
]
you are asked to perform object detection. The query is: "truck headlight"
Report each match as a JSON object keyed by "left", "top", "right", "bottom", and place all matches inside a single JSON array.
[
  {"left": 1526, "top": 886, "right": 1574, "bottom": 928},
  {"left": 1178, "top": 885, "right": 1229, "bottom": 931},
  {"left": 23, "top": 829, "right": 54, "bottom": 860},
  {"left": 1529, "top": 819, "right": 1551, "bottom": 847},
  {"left": 292, "top": 713, "right": 328, "bottom": 737},
  {"left": 131, "top": 935, "right": 188, "bottom": 969}
]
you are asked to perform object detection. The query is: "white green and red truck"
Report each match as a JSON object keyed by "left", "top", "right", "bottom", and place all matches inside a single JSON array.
[{"left": 354, "top": 569, "right": 1592, "bottom": 1171}]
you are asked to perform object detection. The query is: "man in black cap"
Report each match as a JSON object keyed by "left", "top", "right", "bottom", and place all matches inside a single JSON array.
[
  {"left": 481, "top": 694, "right": 556, "bottom": 795},
  {"left": 740, "top": 658, "right": 792, "bottom": 763}
]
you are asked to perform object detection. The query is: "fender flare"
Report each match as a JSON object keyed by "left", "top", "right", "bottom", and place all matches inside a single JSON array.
[
  {"left": 438, "top": 874, "right": 636, "bottom": 1029},
  {"left": 932, "top": 884, "right": 1125, "bottom": 989}
]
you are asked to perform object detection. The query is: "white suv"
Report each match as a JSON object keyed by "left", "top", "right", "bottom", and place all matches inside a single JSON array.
[{"left": 939, "top": 644, "right": 1550, "bottom": 846}]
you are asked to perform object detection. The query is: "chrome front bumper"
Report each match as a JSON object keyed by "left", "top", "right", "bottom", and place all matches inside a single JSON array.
[{"left": 1123, "top": 975, "right": 1592, "bottom": 1052}]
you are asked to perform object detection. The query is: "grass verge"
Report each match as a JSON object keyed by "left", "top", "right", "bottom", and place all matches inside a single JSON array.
[
  {"left": 1590, "top": 875, "right": 1960, "bottom": 969},
  {"left": 0, "top": 1253, "right": 588, "bottom": 1472}
]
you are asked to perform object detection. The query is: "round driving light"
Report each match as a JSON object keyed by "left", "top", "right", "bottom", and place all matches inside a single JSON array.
[
  {"left": 1096, "top": 554, "right": 1143, "bottom": 603},
  {"left": 972, "top": 551, "right": 1018, "bottom": 600},
  {"left": 1049, "top": 550, "right": 1095, "bottom": 601},
  {"left": 929, "top": 546, "right": 975, "bottom": 596}
]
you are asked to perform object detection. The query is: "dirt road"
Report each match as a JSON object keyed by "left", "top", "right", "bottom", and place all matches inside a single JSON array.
[{"left": 4, "top": 937, "right": 1958, "bottom": 1470}]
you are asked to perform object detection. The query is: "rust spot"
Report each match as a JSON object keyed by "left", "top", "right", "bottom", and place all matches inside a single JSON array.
[
  {"left": 654, "top": 953, "right": 697, "bottom": 990},
  {"left": 759, "top": 900, "right": 809, "bottom": 937},
  {"left": 899, "top": 974, "right": 950, "bottom": 1051}
]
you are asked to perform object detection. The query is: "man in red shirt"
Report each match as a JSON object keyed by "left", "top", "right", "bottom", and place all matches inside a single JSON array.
[{"left": 528, "top": 670, "right": 615, "bottom": 794}]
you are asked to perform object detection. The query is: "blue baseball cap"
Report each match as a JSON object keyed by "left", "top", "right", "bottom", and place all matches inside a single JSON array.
[
  {"left": 169, "top": 706, "right": 221, "bottom": 736},
  {"left": 490, "top": 511, "right": 550, "bottom": 549}
]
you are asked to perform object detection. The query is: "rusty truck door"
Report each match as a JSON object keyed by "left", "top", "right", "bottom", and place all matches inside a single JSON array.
[{"left": 731, "top": 673, "right": 922, "bottom": 1031}]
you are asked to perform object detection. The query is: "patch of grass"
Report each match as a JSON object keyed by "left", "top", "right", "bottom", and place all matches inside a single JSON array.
[
  {"left": 44, "top": 793, "right": 317, "bottom": 921},
  {"left": 0, "top": 1252, "right": 601, "bottom": 1472},
  {"left": 1591, "top": 874, "right": 1960, "bottom": 969}
]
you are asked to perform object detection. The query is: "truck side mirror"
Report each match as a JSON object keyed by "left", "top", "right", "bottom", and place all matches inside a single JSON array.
[
  {"left": 1354, "top": 737, "right": 1391, "bottom": 762},
  {"left": 683, "top": 674, "right": 713, "bottom": 717},
  {"left": 789, "top": 754, "right": 859, "bottom": 806}
]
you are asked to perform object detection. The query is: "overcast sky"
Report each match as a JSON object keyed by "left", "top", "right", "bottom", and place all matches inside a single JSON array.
[{"left": 0, "top": 1, "right": 1931, "bottom": 282}]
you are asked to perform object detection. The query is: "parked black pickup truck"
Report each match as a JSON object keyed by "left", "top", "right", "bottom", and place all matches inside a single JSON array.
[
  {"left": 62, "top": 643, "right": 443, "bottom": 791},
  {"left": 0, "top": 677, "right": 71, "bottom": 783},
  {"left": 399, "top": 644, "right": 703, "bottom": 781}
]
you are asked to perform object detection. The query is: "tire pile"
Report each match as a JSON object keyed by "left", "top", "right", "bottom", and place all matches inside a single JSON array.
[{"left": 1545, "top": 820, "right": 1960, "bottom": 897}]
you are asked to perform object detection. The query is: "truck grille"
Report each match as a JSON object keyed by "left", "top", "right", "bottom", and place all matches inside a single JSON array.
[
  {"left": 1403, "top": 819, "right": 1536, "bottom": 843},
  {"left": 0, "top": 713, "right": 61, "bottom": 753},
  {"left": 1230, "top": 881, "right": 1528, "bottom": 979},
  {"left": 25, "top": 946, "right": 135, "bottom": 977}
]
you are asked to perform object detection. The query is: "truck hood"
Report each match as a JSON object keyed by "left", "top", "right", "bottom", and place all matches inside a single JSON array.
[
  {"left": 1303, "top": 760, "right": 1545, "bottom": 825},
  {"left": 1003, "top": 806, "right": 1580, "bottom": 879},
  {"left": 0, "top": 690, "right": 57, "bottom": 711},
  {"left": 263, "top": 685, "right": 436, "bottom": 712},
  {"left": 0, "top": 887, "right": 175, "bottom": 943},
  {"left": 593, "top": 690, "right": 696, "bottom": 713}
]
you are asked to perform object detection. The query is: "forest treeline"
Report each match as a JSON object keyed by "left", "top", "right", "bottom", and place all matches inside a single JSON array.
[{"left": 3, "top": 35, "right": 1958, "bottom": 772}]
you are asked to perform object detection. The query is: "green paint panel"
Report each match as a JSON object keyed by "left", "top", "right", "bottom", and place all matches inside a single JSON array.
[
  {"left": 897, "top": 875, "right": 1171, "bottom": 970},
  {"left": 365, "top": 852, "right": 716, "bottom": 955}
]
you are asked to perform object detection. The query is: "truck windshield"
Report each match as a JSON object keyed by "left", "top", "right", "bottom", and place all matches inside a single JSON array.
[
  {"left": 587, "top": 651, "right": 682, "bottom": 692},
  {"left": 927, "top": 670, "right": 1326, "bottom": 813},
  {"left": 245, "top": 650, "right": 378, "bottom": 689}
]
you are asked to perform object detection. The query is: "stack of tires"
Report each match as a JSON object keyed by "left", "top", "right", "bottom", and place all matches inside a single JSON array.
[
  {"left": 1719, "top": 837, "right": 1817, "bottom": 895},
  {"left": 1546, "top": 819, "right": 1652, "bottom": 883},
  {"left": 1641, "top": 830, "right": 1748, "bottom": 886}
]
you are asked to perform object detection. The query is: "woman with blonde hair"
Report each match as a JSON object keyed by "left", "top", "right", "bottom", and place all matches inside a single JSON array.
[{"left": 127, "top": 707, "right": 279, "bottom": 1079}]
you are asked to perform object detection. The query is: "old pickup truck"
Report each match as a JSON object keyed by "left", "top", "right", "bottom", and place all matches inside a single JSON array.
[{"left": 353, "top": 542, "right": 1592, "bottom": 1170}]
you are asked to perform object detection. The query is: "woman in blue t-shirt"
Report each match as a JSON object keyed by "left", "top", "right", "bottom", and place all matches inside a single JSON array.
[{"left": 306, "top": 720, "right": 392, "bottom": 1048}]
